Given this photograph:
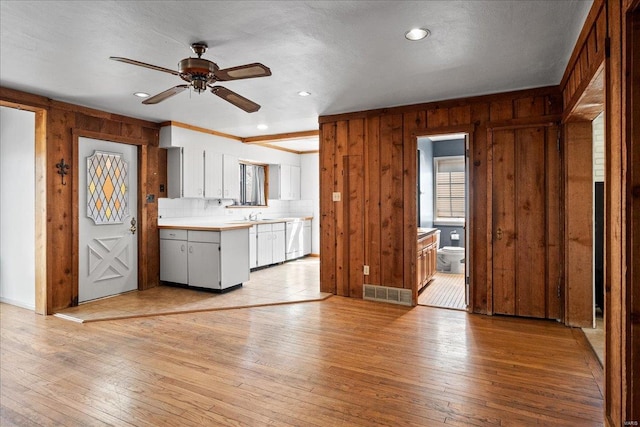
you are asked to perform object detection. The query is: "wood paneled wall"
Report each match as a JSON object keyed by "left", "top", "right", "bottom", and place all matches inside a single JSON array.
[
  {"left": 0, "top": 87, "right": 165, "bottom": 313},
  {"left": 319, "top": 86, "right": 562, "bottom": 312},
  {"left": 557, "top": 0, "right": 639, "bottom": 422}
]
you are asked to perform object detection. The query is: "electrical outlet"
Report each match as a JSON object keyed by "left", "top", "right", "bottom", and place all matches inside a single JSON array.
[
  {"left": 332, "top": 192, "right": 341, "bottom": 202},
  {"left": 363, "top": 265, "right": 370, "bottom": 275}
]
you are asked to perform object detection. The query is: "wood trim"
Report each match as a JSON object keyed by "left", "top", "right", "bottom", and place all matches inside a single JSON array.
[
  {"left": 563, "top": 121, "right": 594, "bottom": 327},
  {"left": 563, "top": 60, "right": 606, "bottom": 122},
  {"left": 257, "top": 143, "right": 307, "bottom": 155},
  {"left": 409, "top": 124, "right": 475, "bottom": 306},
  {"left": 486, "top": 128, "right": 494, "bottom": 315},
  {"left": 160, "top": 120, "right": 243, "bottom": 141},
  {"left": 34, "top": 109, "right": 47, "bottom": 315},
  {"left": 560, "top": 0, "right": 606, "bottom": 89},
  {"left": 242, "top": 130, "right": 319, "bottom": 143},
  {"left": 318, "top": 86, "right": 560, "bottom": 124},
  {"left": 485, "top": 115, "right": 562, "bottom": 130}
]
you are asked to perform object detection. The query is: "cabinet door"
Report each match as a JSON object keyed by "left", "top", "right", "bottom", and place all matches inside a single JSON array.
[
  {"left": 272, "top": 230, "right": 286, "bottom": 264},
  {"left": 249, "top": 229, "right": 257, "bottom": 268},
  {"left": 257, "top": 232, "right": 272, "bottom": 267},
  {"left": 204, "top": 151, "right": 223, "bottom": 198},
  {"left": 280, "top": 164, "right": 292, "bottom": 200},
  {"left": 182, "top": 147, "right": 204, "bottom": 198},
  {"left": 290, "top": 165, "right": 301, "bottom": 200},
  {"left": 160, "top": 239, "right": 188, "bottom": 284},
  {"left": 223, "top": 154, "right": 240, "bottom": 200},
  {"left": 188, "top": 242, "right": 220, "bottom": 289},
  {"left": 303, "top": 223, "right": 311, "bottom": 255}
]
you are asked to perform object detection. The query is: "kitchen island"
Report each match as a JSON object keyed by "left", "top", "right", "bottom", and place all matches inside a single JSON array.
[{"left": 158, "top": 220, "right": 252, "bottom": 292}]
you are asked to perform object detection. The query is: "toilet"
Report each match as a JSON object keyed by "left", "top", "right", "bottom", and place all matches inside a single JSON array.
[{"left": 437, "top": 246, "right": 465, "bottom": 274}]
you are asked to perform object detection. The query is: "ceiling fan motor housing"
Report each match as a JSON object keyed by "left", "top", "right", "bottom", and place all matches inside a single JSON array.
[{"left": 178, "top": 57, "right": 218, "bottom": 93}]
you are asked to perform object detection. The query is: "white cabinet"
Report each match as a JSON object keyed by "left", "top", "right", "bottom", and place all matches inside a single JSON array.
[
  {"left": 222, "top": 154, "right": 240, "bottom": 200},
  {"left": 204, "top": 151, "right": 223, "bottom": 199},
  {"left": 269, "top": 164, "right": 300, "bottom": 200},
  {"left": 256, "top": 223, "right": 285, "bottom": 267},
  {"left": 249, "top": 225, "right": 257, "bottom": 269},
  {"left": 160, "top": 230, "right": 188, "bottom": 283},
  {"left": 167, "top": 147, "right": 204, "bottom": 198},
  {"left": 303, "top": 220, "right": 312, "bottom": 255},
  {"left": 166, "top": 148, "right": 239, "bottom": 200},
  {"left": 188, "top": 241, "right": 220, "bottom": 288},
  {"left": 160, "top": 228, "right": 249, "bottom": 290}
]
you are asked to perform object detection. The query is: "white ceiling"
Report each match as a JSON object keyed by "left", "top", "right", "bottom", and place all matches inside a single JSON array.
[{"left": 1, "top": 1, "right": 592, "bottom": 144}]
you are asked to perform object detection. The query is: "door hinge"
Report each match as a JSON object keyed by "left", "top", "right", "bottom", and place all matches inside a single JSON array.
[
  {"left": 557, "top": 278, "right": 562, "bottom": 298},
  {"left": 556, "top": 132, "right": 561, "bottom": 153}
]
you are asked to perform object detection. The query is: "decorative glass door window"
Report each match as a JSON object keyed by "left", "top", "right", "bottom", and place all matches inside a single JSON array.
[{"left": 87, "top": 151, "right": 129, "bottom": 224}]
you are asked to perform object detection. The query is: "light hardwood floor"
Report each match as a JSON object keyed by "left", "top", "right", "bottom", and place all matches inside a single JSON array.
[
  {"left": 55, "top": 257, "right": 328, "bottom": 322},
  {"left": 1, "top": 296, "right": 603, "bottom": 426}
]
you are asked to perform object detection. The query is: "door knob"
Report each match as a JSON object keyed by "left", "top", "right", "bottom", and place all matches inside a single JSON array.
[
  {"left": 496, "top": 227, "right": 503, "bottom": 240},
  {"left": 129, "top": 217, "right": 137, "bottom": 235}
]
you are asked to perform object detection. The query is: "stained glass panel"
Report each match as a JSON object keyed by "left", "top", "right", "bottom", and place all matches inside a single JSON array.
[{"left": 87, "top": 151, "right": 129, "bottom": 224}]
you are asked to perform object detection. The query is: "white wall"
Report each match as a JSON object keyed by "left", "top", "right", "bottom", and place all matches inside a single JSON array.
[
  {"left": 0, "top": 106, "right": 36, "bottom": 310},
  {"left": 592, "top": 112, "right": 604, "bottom": 182}
]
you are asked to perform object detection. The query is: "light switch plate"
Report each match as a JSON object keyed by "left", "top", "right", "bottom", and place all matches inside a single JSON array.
[{"left": 332, "top": 192, "right": 341, "bottom": 202}]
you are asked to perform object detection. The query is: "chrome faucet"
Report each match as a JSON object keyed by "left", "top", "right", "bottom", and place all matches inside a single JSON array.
[{"left": 248, "top": 211, "right": 261, "bottom": 221}]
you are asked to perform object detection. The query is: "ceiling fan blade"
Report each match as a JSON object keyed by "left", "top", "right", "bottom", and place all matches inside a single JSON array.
[
  {"left": 214, "top": 63, "right": 272, "bottom": 81},
  {"left": 211, "top": 86, "right": 260, "bottom": 113},
  {"left": 110, "top": 57, "right": 179, "bottom": 76},
  {"left": 143, "top": 85, "right": 189, "bottom": 104}
]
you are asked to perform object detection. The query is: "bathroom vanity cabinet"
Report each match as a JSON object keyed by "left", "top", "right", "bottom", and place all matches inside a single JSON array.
[{"left": 417, "top": 230, "right": 438, "bottom": 291}]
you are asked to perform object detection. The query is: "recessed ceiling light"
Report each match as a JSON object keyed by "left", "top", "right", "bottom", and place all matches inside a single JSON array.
[
  {"left": 405, "top": 28, "right": 430, "bottom": 41},
  {"left": 257, "top": 124, "right": 269, "bottom": 130},
  {"left": 297, "top": 91, "right": 311, "bottom": 97},
  {"left": 133, "top": 92, "right": 149, "bottom": 98}
]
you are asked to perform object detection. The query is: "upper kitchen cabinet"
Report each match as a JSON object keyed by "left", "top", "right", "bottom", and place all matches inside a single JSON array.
[
  {"left": 167, "top": 147, "right": 239, "bottom": 200},
  {"left": 269, "top": 164, "right": 300, "bottom": 200}
]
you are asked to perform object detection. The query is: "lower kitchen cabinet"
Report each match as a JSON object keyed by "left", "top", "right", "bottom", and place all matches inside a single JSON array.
[
  {"left": 160, "top": 230, "right": 188, "bottom": 284},
  {"left": 256, "top": 223, "right": 285, "bottom": 267},
  {"left": 160, "top": 228, "right": 249, "bottom": 290}
]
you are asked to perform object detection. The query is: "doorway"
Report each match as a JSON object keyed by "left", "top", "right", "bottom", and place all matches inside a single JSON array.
[{"left": 416, "top": 132, "right": 469, "bottom": 311}]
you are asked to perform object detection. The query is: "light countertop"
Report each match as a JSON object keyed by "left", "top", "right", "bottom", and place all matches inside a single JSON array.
[{"left": 158, "top": 216, "right": 313, "bottom": 231}]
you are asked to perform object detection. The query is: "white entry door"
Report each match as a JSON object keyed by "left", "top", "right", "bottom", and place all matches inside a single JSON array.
[{"left": 78, "top": 137, "right": 138, "bottom": 302}]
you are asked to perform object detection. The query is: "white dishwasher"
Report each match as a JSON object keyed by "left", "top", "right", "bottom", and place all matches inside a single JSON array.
[{"left": 285, "top": 220, "right": 304, "bottom": 260}]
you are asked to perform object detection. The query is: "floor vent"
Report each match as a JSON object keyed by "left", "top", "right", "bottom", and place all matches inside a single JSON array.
[{"left": 363, "top": 284, "right": 412, "bottom": 306}]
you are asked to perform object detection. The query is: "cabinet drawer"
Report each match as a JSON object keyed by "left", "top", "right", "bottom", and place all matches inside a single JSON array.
[
  {"left": 160, "top": 229, "right": 188, "bottom": 240},
  {"left": 272, "top": 222, "right": 285, "bottom": 231},
  {"left": 257, "top": 223, "right": 272, "bottom": 233},
  {"left": 188, "top": 230, "right": 220, "bottom": 243}
]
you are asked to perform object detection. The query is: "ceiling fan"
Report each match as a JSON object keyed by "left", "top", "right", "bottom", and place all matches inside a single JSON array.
[{"left": 110, "top": 42, "right": 271, "bottom": 113}]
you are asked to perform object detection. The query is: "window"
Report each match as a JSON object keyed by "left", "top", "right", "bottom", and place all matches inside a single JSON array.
[
  {"left": 434, "top": 156, "right": 465, "bottom": 221},
  {"left": 238, "top": 162, "right": 267, "bottom": 206}
]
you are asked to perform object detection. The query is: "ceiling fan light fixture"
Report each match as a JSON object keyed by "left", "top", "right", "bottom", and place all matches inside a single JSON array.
[
  {"left": 405, "top": 28, "right": 430, "bottom": 41},
  {"left": 133, "top": 92, "right": 150, "bottom": 98},
  {"left": 297, "top": 91, "right": 311, "bottom": 97}
]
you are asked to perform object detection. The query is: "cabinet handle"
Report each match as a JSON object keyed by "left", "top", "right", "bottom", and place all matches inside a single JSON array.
[
  {"left": 496, "top": 228, "right": 503, "bottom": 240},
  {"left": 181, "top": 244, "right": 185, "bottom": 252},
  {"left": 189, "top": 246, "right": 193, "bottom": 253}
]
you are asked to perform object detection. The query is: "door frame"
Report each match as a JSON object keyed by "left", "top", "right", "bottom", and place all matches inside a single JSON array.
[
  {"left": 411, "top": 124, "right": 474, "bottom": 312},
  {"left": 71, "top": 130, "right": 145, "bottom": 306}
]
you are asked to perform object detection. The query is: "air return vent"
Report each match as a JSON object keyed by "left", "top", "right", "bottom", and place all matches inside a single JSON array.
[{"left": 363, "top": 284, "right": 412, "bottom": 306}]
